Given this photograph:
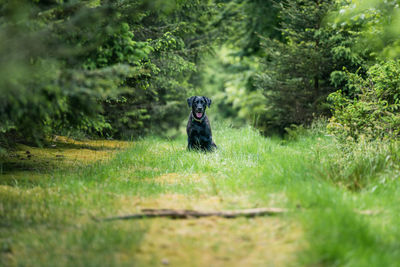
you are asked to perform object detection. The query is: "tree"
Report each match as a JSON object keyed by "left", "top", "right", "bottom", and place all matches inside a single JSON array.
[
  {"left": 253, "top": 0, "right": 369, "bottom": 134},
  {"left": 0, "top": 0, "right": 224, "bottom": 149},
  {"left": 97, "top": 0, "right": 222, "bottom": 138},
  {"left": 0, "top": 0, "right": 155, "bottom": 146}
]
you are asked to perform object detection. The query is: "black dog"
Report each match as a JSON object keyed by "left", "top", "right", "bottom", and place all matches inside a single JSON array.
[{"left": 186, "top": 96, "right": 217, "bottom": 151}]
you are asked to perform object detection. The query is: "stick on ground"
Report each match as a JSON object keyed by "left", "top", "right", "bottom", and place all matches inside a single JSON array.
[{"left": 101, "top": 208, "right": 288, "bottom": 221}]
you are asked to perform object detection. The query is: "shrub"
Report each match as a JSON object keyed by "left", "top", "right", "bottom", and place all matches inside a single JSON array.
[{"left": 327, "top": 60, "right": 400, "bottom": 141}]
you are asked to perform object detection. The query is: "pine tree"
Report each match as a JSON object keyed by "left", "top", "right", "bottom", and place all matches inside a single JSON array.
[{"left": 254, "top": 0, "right": 367, "bottom": 134}]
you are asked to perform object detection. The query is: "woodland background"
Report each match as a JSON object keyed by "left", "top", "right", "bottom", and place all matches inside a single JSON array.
[{"left": 1, "top": 0, "right": 400, "bottom": 149}]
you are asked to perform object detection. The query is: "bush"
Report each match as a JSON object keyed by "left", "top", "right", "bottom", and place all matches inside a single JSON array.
[{"left": 327, "top": 60, "right": 400, "bottom": 141}]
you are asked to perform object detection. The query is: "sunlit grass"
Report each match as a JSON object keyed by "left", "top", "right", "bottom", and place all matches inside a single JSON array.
[{"left": 0, "top": 137, "right": 131, "bottom": 186}]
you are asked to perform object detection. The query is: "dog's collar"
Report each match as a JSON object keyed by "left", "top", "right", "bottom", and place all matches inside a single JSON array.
[{"left": 192, "top": 112, "right": 205, "bottom": 123}]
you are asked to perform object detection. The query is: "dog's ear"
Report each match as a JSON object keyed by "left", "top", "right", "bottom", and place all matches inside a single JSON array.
[
  {"left": 187, "top": 96, "right": 195, "bottom": 108},
  {"left": 203, "top": 96, "right": 212, "bottom": 108}
]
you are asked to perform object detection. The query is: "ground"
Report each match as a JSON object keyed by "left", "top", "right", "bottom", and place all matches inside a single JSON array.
[{"left": 1, "top": 125, "right": 400, "bottom": 266}]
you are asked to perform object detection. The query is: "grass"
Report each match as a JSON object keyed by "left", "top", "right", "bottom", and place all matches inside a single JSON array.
[{"left": 1, "top": 123, "right": 400, "bottom": 266}]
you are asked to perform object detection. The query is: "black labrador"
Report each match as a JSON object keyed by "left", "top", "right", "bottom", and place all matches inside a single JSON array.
[{"left": 186, "top": 96, "right": 217, "bottom": 151}]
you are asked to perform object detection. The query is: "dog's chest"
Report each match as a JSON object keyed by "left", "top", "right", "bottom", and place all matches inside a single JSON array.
[
  {"left": 190, "top": 123, "right": 207, "bottom": 136},
  {"left": 188, "top": 121, "right": 210, "bottom": 139}
]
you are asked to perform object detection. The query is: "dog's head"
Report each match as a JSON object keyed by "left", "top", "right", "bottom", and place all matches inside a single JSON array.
[{"left": 187, "top": 96, "right": 212, "bottom": 119}]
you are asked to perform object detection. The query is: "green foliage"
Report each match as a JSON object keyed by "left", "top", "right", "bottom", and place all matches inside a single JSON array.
[
  {"left": 199, "top": 46, "right": 265, "bottom": 128},
  {"left": 97, "top": 0, "right": 220, "bottom": 138},
  {"left": 0, "top": 0, "right": 225, "bottom": 146},
  {"left": 84, "top": 22, "right": 154, "bottom": 69},
  {"left": 331, "top": 0, "right": 400, "bottom": 59},
  {"left": 0, "top": 1, "right": 148, "bottom": 145},
  {"left": 214, "top": 0, "right": 282, "bottom": 57},
  {"left": 328, "top": 60, "right": 400, "bottom": 141},
  {"left": 2, "top": 0, "right": 398, "bottom": 148},
  {"left": 252, "top": 0, "right": 371, "bottom": 134},
  {"left": 202, "top": 0, "right": 381, "bottom": 137}
]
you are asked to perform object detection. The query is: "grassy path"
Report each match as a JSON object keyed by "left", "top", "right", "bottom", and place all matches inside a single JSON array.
[{"left": 1, "top": 125, "right": 400, "bottom": 266}]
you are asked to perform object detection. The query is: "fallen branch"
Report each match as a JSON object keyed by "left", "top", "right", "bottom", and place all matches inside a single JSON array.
[
  {"left": 101, "top": 207, "right": 288, "bottom": 221},
  {"left": 98, "top": 208, "right": 379, "bottom": 222}
]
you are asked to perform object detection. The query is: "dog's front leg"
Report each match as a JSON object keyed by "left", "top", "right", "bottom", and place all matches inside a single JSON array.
[
  {"left": 187, "top": 138, "right": 194, "bottom": 150},
  {"left": 205, "top": 141, "right": 217, "bottom": 152}
]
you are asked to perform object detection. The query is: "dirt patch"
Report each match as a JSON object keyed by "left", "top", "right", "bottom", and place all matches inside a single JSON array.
[
  {"left": 112, "top": 194, "right": 223, "bottom": 215},
  {"left": 135, "top": 217, "right": 302, "bottom": 267},
  {"left": 51, "top": 136, "right": 131, "bottom": 150},
  {"left": 107, "top": 190, "right": 300, "bottom": 266},
  {"left": 147, "top": 173, "right": 205, "bottom": 185}
]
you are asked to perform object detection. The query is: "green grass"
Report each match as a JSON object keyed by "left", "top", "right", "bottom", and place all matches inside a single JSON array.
[{"left": 1, "top": 123, "right": 400, "bottom": 266}]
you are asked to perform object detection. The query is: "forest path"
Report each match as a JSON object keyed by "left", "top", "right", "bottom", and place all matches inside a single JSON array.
[
  {"left": 1, "top": 126, "right": 305, "bottom": 266},
  {"left": 4, "top": 125, "right": 393, "bottom": 266},
  {"left": 120, "top": 193, "right": 301, "bottom": 266}
]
